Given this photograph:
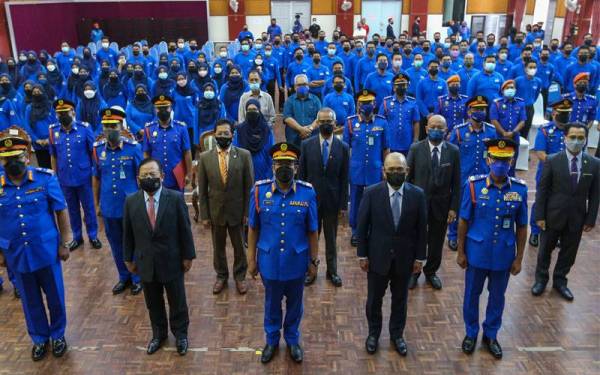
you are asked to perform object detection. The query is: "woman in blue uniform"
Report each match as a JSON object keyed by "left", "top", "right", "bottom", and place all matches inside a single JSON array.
[
  {"left": 75, "top": 81, "right": 106, "bottom": 135},
  {"left": 45, "top": 61, "right": 66, "bottom": 100},
  {"left": 219, "top": 65, "right": 248, "bottom": 121},
  {"left": 173, "top": 72, "right": 198, "bottom": 156},
  {"left": 25, "top": 84, "right": 55, "bottom": 168},
  {"left": 211, "top": 62, "right": 226, "bottom": 90},
  {"left": 20, "top": 51, "right": 45, "bottom": 82},
  {"left": 234, "top": 99, "right": 274, "bottom": 180},
  {"left": 194, "top": 82, "right": 225, "bottom": 145},
  {"left": 152, "top": 66, "right": 175, "bottom": 98},
  {"left": 126, "top": 63, "right": 152, "bottom": 101},
  {"left": 125, "top": 84, "right": 155, "bottom": 139},
  {"left": 101, "top": 69, "right": 127, "bottom": 109},
  {"left": 190, "top": 62, "right": 216, "bottom": 94}
]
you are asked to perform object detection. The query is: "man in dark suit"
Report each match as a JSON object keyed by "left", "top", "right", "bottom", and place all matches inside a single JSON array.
[
  {"left": 532, "top": 123, "right": 599, "bottom": 301},
  {"left": 197, "top": 119, "right": 254, "bottom": 295},
  {"left": 357, "top": 152, "right": 427, "bottom": 356},
  {"left": 299, "top": 108, "right": 349, "bottom": 287},
  {"left": 123, "top": 158, "right": 196, "bottom": 356},
  {"left": 407, "top": 115, "right": 461, "bottom": 290}
]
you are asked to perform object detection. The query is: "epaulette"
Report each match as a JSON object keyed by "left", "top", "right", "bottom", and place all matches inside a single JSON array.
[
  {"left": 459, "top": 94, "right": 468, "bottom": 99},
  {"left": 406, "top": 95, "right": 416, "bottom": 100},
  {"left": 513, "top": 97, "right": 524, "bottom": 101},
  {"left": 49, "top": 122, "right": 60, "bottom": 129},
  {"left": 585, "top": 94, "right": 596, "bottom": 100},
  {"left": 483, "top": 122, "right": 496, "bottom": 129},
  {"left": 493, "top": 97, "right": 503, "bottom": 103},
  {"left": 347, "top": 114, "right": 359, "bottom": 120},
  {"left": 79, "top": 121, "right": 90, "bottom": 127},
  {"left": 122, "top": 137, "right": 137, "bottom": 145},
  {"left": 34, "top": 167, "right": 54, "bottom": 175},
  {"left": 375, "top": 114, "right": 386, "bottom": 120},
  {"left": 173, "top": 120, "right": 187, "bottom": 126},
  {"left": 454, "top": 122, "right": 469, "bottom": 129},
  {"left": 509, "top": 176, "right": 527, "bottom": 185},
  {"left": 383, "top": 95, "right": 394, "bottom": 101},
  {"left": 93, "top": 139, "right": 106, "bottom": 147},
  {"left": 255, "top": 179, "right": 272, "bottom": 186},
  {"left": 469, "top": 174, "right": 487, "bottom": 182},
  {"left": 296, "top": 180, "right": 313, "bottom": 188},
  {"left": 144, "top": 121, "right": 155, "bottom": 128}
]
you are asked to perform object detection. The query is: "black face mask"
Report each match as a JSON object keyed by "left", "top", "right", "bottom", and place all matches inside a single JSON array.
[
  {"left": 555, "top": 112, "right": 570, "bottom": 124},
  {"left": 308, "top": 48, "right": 315, "bottom": 54},
  {"left": 487, "top": 41, "right": 494, "bottom": 47},
  {"left": 540, "top": 55, "right": 549, "bottom": 62},
  {"left": 105, "top": 129, "right": 120, "bottom": 144},
  {"left": 522, "top": 57, "right": 531, "bottom": 64},
  {"left": 5, "top": 158, "right": 26, "bottom": 177},
  {"left": 333, "top": 83, "right": 344, "bottom": 92},
  {"left": 295, "top": 55, "right": 303, "bottom": 62},
  {"left": 168, "top": 47, "right": 176, "bottom": 53},
  {"left": 109, "top": 76, "right": 119, "bottom": 83},
  {"left": 575, "top": 83, "right": 588, "bottom": 93},
  {"left": 135, "top": 93, "right": 146, "bottom": 101},
  {"left": 188, "top": 67, "right": 198, "bottom": 73},
  {"left": 32, "top": 94, "right": 44, "bottom": 102},
  {"left": 157, "top": 110, "right": 171, "bottom": 122},
  {"left": 386, "top": 172, "right": 405, "bottom": 188},
  {"left": 343, "top": 46, "right": 350, "bottom": 52},
  {"left": 275, "top": 165, "right": 294, "bottom": 184},
  {"left": 320, "top": 121, "right": 334, "bottom": 136},
  {"left": 578, "top": 55, "right": 588, "bottom": 63},
  {"left": 564, "top": 50, "right": 572, "bottom": 56},
  {"left": 449, "top": 85, "right": 460, "bottom": 95},
  {"left": 313, "top": 58, "right": 320, "bottom": 64},
  {"left": 246, "top": 111, "right": 260, "bottom": 123},
  {"left": 0, "top": 82, "right": 11, "bottom": 90},
  {"left": 584, "top": 39, "right": 592, "bottom": 46},
  {"left": 143, "top": 50, "right": 149, "bottom": 56},
  {"left": 550, "top": 45, "right": 558, "bottom": 51},
  {"left": 139, "top": 177, "right": 161, "bottom": 194},
  {"left": 132, "top": 50, "right": 140, "bottom": 56},
  {"left": 215, "top": 136, "right": 232, "bottom": 149},
  {"left": 395, "top": 85, "right": 407, "bottom": 96},
  {"left": 134, "top": 71, "right": 144, "bottom": 78},
  {"left": 190, "top": 45, "right": 198, "bottom": 51},
  {"left": 59, "top": 113, "right": 72, "bottom": 126},
  {"left": 429, "top": 67, "right": 438, "bottom": 76}
]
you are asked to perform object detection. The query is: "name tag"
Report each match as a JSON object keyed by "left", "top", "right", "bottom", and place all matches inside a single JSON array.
[
  {"left": 25, "top": 187, "right": 44, "bottom": 194},
  {"left": 290, "top": 201, "right": 308, "bottom": 207},
  {"left": 263, "top": 200, "right": 273, "bottom": 206},
  {"left": 368, "top": 136, "right": 374, "bottom": 146},
  {"left": 502, "top": 216, "right": 511, "bottom": 229},
  {"left": 503, "top": 192, "right": 522, "bottom": 202}
]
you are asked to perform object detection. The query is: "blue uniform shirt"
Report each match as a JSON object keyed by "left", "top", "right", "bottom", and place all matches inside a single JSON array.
[
  {"left": 379, "top": 95, "right": 420, "bottom": 152},
  {"left": 496, "top": 60, "right": 514, "bottom": 80},
  {"left": 343, "top": 114, "right": 389, "bottom": 186},
  {"left": 282, "top": 93, "right": 321, "bottom": 146},
  {"left": 354, "top": 55, "right": 376, "bottom": 90},
  {"left": 416, "top": 76, "right": 448, "bottom": 117},
  {"left": 533, "top": 122, "right": 565, "bottom": 182},
  {"left": 489, "top": 97, "right": 527, "bottom": 139},
  {"left": 323, "top": 91, "right": 355, "bottom": 126},
  {"left": 0, "top": 167, "right": 67, "bottom": 273},
  {"left": 48, "top": 121, "right": 95, "bottom": 187},
  {"left": 307, "top": 64, "right": 330, "bottom": 96},
  {"left": 285, "top": 60, "right": 310, "bottom": 88},
  {"left": 142, "top": 119, "right": 191, "bottom": 189},
  {"left": 248, "top": 180, "right": 318, "bottom": 281},
  {"left": 364, "top": 70, "right": 394, "bottom": 109},
  {"left": 564, "top": 92, "right": 597, "bottom": 123},
  {"left": 405, "top": 66, "right": 427, "bottom": 96},
  {"left": 457, "top": 67, "right": 480, "bottom": 95},
  {"left": 467, "top": 71, "right": 504, "bottom": 104},
  {"left": 515, "top": 75, "right": 542, "bottom": 106},
  {"left": 449, "top": 122, "right": 497, "bottom": 181},
  {"left": 433, "top": 94, "right": 468, "bottom": 133},
  {"left": 93, "top": 136, "right": 142, "bottom": 218},
  {"left": 460, "top": 175, "right": 528, "bottom": 271}
]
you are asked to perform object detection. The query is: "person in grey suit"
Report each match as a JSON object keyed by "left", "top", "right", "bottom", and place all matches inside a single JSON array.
[
  {"left": 407, "top": 115, "right": 461, "bottom": 290},
  {"left": 197, "top": 119, "right": 254, "bottom": 295},
  {"left": 123, "top": 158, "right": 196, "bottom": 356},
  {"left": 532, "top": 123, "right": 599, "bottom": 301}
]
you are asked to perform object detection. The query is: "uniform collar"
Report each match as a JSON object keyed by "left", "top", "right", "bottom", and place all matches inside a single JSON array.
[
  {"left": 486, "top": 175, "right": 511, "bottom": 189},
  {"left": 158, "top": 120, "right": 173, "bottom": 129},
  {"left": 271, "top": 180, "right": 297, "bottom": 194},
  {"left": 1, "top": 167, "right": 34, "bottom": 187},
  {"left": 60, "top": 122, "right": 78, "bottom": 133},
  {"left": 106, "top": 139, "right": 124, "bottom": 150}
]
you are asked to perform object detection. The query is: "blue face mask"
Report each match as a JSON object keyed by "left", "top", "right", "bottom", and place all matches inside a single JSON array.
[
  {"left": 490, "top": 160, "right": 511, "bottom": 177},
  {"left": 360, "top": 103, "right": 374, "bottom": 116},
  {"left": 471, "top": 110, "right": 486, "bottom": 122},
  {"left": 296, "top": 85, "right": 309, "bottom": 96},
  {"left": 428, "top": 128, "right": 445, "bottom": 142},
  {"left": 203, "top": 90, "right": 215, "bottom": 100},
  {"left": 503, "top": 88, "right": 516, "bottom": 98},
  {"left": 249, "top": 82, "right": 260, "bottom": 91}
]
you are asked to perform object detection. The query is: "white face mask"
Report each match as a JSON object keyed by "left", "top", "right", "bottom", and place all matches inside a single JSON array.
[
  {"left": 527, "top": 68, "right": 537, "bottom": 76},
  {"left": 214, "top": 67, "right": 222, "bottom": 74},
  {"left": 255, "top": 59, "right": 263, "bottom": 66},
  {"left": 498, "top": 53, "right": 507, "bottom": 61},
  {"left": 393, "top": 60, "right": 402, "bottom": 68},
  {"left": 71, "top": 67, "right": 79, "bottom": 74},
  {"left": 158, "top": 72, "right": 168, "bottom": 80},
  {"left": 219, "top": 51, "right": 227, "bottom": 58},
  {"left": 177, "top": 43, "right": 184, "bottom": 49},
  {"left": 199, "top": 70, "right": 208, "bottom": 77},
  {"left": 61, "top": 46, "right": 69, "bottom": 53},
  {"left": 47, "top": 65, "right": 56, "bottom": 72},
  {"left": 102, "top": 42, "right": 109, "bottom": 49},
  {"left": 83, "top": 89, "right": 95, "bottom": 99}
]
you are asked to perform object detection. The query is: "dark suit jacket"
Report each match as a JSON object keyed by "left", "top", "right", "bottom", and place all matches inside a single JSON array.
[
  {"left": 535, "top": 151, "right": 599, "bottom": 232},
  {"left": 298, "top": 136, "right": 349, "bottom": 213},
  {"left": 123, "top": 188, "right": 196, "bottom": 283},
  {"left": 407, "top": 140, "right": 461, "bottom": 221},
  {"left": 197, "top": 146, "right": 254, "bottom": 226},
  {"left": 357, "top": 181, "right": 427, "bottom": 276}
]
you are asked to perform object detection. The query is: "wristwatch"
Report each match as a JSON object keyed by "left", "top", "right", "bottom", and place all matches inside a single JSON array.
[{"left": 311, "top": 258, "right": 320, "bottom": 267}]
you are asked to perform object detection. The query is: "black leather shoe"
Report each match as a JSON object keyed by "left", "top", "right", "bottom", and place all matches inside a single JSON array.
[
  {"left": 112, "top": 280, "right": 130, "bottom": 295},
  {"left": 482, "top": 336, "right": 503, "bottom": 359},
  {"left": 31, "top": 341, "right": 48, "bottom": 361},
  {"left": 408, "top": 274, "right": 418, "bottom": 289},
  {"left": 0, "top": 283, "right": 3, "bottom": 293},
  {"left": 462, "top": 335, "right": 476, "bottom": 354},
  {"left": 52, "top": 337, "right": 67, "bottom": 357},
  {"left": 426, "top": 274, "right": 443, "bottom": 290},
  {"left": 68, "top": 239, "right": 83, "bottom": 252},
  {"left": 90, "top": 238, "right": 102, "bottom": 249},
  {"left": 147, "top": 337, "right": 165, "bottom": 355},
  {"left": 260, "top": 344, "right": 278, "bottom": 363},
  {"left": 448, "top": 239, "right": 458, "bottom": 251},
  {"left": 131, "top": 283, "right": 143, "bottom": 295},
  {"left": 528, "top": 233, "right": 539, "bottom": 247},
  {"left": 391, "top": 337, "right": 407, "bottom": 356},
  {"left": 531, "top": 282, "right": 546, "bottom": 296},
  {"left": 365, "top": 335, "right": 378, "bottom": 354},
  {"left": 328, "top": 273, "right": 343, "bottom": 287},
  {"left": 304, "top": 274, "right": 316, "bottom": 286},
  {"left": 350, "top": 235, "right": 358, "bottom": 247},
  {"left": 553, "top": 285, "right": 574, "bottom": 301},
  {"left": 289, "top": 344, "right": 303, "bottom": 363},
  {"left": 14, "top": 287, "right": 20, "bottom": 299},
  {"left": 176, "top": 338, "right": 188, "bottom": 356}
]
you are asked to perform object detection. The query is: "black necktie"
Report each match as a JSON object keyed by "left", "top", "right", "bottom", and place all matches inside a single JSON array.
[
  {"left": 570, "top": 156, "right": 578, "bottom": 190},
  {"left": 431, "top": 147, "right": 439, "bottom": 171}
]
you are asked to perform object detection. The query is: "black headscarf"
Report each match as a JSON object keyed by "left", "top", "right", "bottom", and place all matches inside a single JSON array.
[
  {"left": 129, "top": 63, "right": 149, "bottom": 89},
  {"left": 212, "top": 63, "right": 225, "bottom": 87},
  {"left": 0, "top": 73, "right": 17, "bottom": 100},
  {"left": 22, "top": 80, "right": 34, "bottom": 105},
  {"left": 46, "top": 59, "right": 63, "bottom": 87},
  {"left": 193, "top": 62, "right": 213, "bottom": 89},
  {"left": 154, "top": 66, "right": 175, "bottom": 96},
  {"left": 37, "top": 72, "right": 56, "bottom": 100},
  {"left": 29, "top": 84, "right": 51, "bottom": 125},
  {"left": 6, "top": 57, "right": 19, "bottom": 87},
  {"left": 80, "top": 47, "right": 97, "bottom": 74},
  {"left": 197, "top": 82, "right": 220, "bottom": 126},
  {"left": 21, "top": 51, "right": 42, "bottom": 78},
  {"left": 79, "top": 81, "right": 101, "bottom": 127},
  {"left": 133, "top": 84, "right": 153, "bottom": 114},
  {"left": 102, "top": 69, "right": 125, "bottom": 100},
  {"left": 235, "top": 99, "right": 270, "bottom": 154},
  {"left": 66, "top": 63, "right": 81, "bottom": 92},
  {"left": 223, "top": 65, "right": 245, "bottom": 107}
]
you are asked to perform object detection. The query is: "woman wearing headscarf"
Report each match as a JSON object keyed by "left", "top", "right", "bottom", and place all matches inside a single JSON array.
[
  {"left": 233, "top": 99, "right": 274, "bottom": 180},
  {"left": 20, "top": 51, "right": 46, "bottom": 82},
  {"left": 218, "top": 65, "right": 248, "bottom": 121},
  {"left": 71, "top": 66, "right": 92, "bottom": 104},
  {"left": 101, "top": 68, "right": 127, "bottom": 108},
  {"left": 0, "top": 73, "right": 22, "bottom": 130},
  {"left": 152, "top": 65, "right": 175, "bottom": 97},
  {"left": 81, "top": 47, "right": 98, "bottom": 79},
  {"left": 168, "top": 58, "right": 182, "bottom": 80},
  {"left": 211, "top": 61, "right": 226, "bottom": 90},
  {"left": 97, "top": 60, "right": 111, "bottom": 90},
  {"left": 120, "top": 62, "right": 135, "bottom": 88},
  {"left": 190, "top": 62, "right": 216, "bottom": 94},
  {"left": 36, "top": 71, "right": 57, "bottom": 101},
  {"left": 194, "top": 82, "right": 225, "bottom": 144},
  {"left": 173, "top": 71, "right": 198, "bottom": 157},
  {"left": 18, "top": 80, "right": 35, "bottom": 119},
  {"left": 6, "top": 57, "right": 19, "bottom": 86},
  {"left": 126, "top": 83, "right": 155, "bottom": 138},
  {"left": 155, "top": 53, "right": 169, "bottom": 77},
  {"left": 16, "top": 50, "right": 27, "bottom": 71},
  {"left": 126, "top": 63, "right": 153, "bottom": 100},
  {"left": 45, "top": 59, "right": 66, "bottom": 99},
  {"left": 38, "top": 50, "right": 50, "bottom": 67},
  {"left": 24, "top": 84, "right": 55, "bottom": 168},
  {"left": 75, "top": 80, "right": 106, "bottom": 135}
]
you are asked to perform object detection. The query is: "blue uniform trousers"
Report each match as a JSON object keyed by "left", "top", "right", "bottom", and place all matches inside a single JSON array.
[
  {"left": 261, "top": 277, "right": 304, "bottom": 346},
  {"left": 63, "top": 184, "right": 98, "bottom": 241},
  {"left": 447, "top": 186, "right": 464, "bottom": 242},
  {"left": 529, "top": 174, "right": 542, "bottom": 235},
  {"left": 13, "top": 262, "right": 66, "bottom": 344},
  {"left": 350, "top": 184, "right": 366, "bottom": 235},
  {"left": 103, "top": 217, "right": 140, "bottom": 284},
  {"left": 463, "top": 266, "right": 510, "bottom": 340}
]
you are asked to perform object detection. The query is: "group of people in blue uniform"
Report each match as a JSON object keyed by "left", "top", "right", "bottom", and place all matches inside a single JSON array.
[{"left": 0, "top": 20, "right": 599, "bottom": 364}]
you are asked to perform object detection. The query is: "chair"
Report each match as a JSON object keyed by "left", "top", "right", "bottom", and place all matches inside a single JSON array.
[
  {"left": 87, "top": 42, "right": 97, "bottom": 55},
  {"left": 529, "top": 93, "right": 548, "bottom": 149},
  {"left": 199, "top": 130, "right": 216, "bottom": 152},
  {"left": 109, "top": 42, "right": 119, "bottom": 54},
  {"left": 76, "top": 46, "right": 84, "bottom": 57},
  {"left": 158, "top": 41, "right": 168, "bottom": 55},
  {"left": 589, "top": 120, "right": 599, "bottom": 152},
  {"left": 515, "top": 136, "right": 529, "bottom": 171}
]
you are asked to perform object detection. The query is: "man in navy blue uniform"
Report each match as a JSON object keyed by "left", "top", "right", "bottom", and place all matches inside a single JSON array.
[
  {"left": 142, "top": 95, "right": 193, "bottom": 192},
  {"left": 92, "top": 108, "right": 143, "bottom": 295},
  {"left": 344, "top": 90, "right": 390, "bottom": 246},
  {"left": 564, "top": 72, "right": 597, "bottom": 128},
  {"left": 0, "top": 126, "right": 71, "bottom": 361},
  {"left": 457, "top": 138, "right": 527, "bottom": 359},
  {"left": 48, "top": 99, "right": 102, "bottom": 251},
  {"left": 247, "top": 142, "right": 319, "bottom": 364},
  {"left": 433, "top": 74, "right": 468, "bottom": 135}
]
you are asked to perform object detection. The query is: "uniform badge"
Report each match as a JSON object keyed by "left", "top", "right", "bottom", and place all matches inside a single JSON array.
[
  {"left": 152, "top": 131, "right": 158, "bottom": 137},
  {"left": 4, "top": 139, "right": 12, "bottom": 147},
  {"left": 481, "top": 187, "right": 488, "bottom": 195},
  {"left": 502, "top": 104, "right": 506, "bottom": 109},
  {"left": 101, "top": 151, "right": 106, "bottom": 158},
  {"left": 354, "top": 123, "right": 360, "bottom": 128},
  {"left": 503, "top": 192, "right": 521, "bottom": 202},
  {"left": 464, "top": 132, "right": 470, "bottom": 139},
  {"left": 0, "top": 187, "right": 3, "bottom": 196},
  {"left": 265, "top": 191, "right": 272, "bottom": 199},
  {"left": 549, "top": 128, "right": 554, "bottom": 134}
]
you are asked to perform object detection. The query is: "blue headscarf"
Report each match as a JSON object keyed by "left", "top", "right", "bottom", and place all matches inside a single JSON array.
[
  {"left": 79, "top": 81, "right": 101, "bottom": 127},
  {"left": 0, "top": 73, "right": 17, "bottom": 100},
  {"left": 197, "top": 82, "right": 220, "bottom": 126},
  {"left": 133, "top": 84, "right": 153, "bottom": 114},
  {"left": 154, "top": 66, "right": 175, "bottom": 96},
  {"left": 102, "top": 69, "right": 125, "bottom": 100},
  {"left": 222, "top": 65, "right": 245, "bottom": 108},
  {"left": 21, "top": 51, "right": 42, "bottom": 78}
]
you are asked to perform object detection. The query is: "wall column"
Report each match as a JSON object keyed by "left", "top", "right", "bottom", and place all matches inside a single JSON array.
[{"left": 228, "top": 0, "right": 247, "bottom": 40}]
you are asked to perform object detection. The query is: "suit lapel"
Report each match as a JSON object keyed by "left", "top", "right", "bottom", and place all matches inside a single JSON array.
[
  {"left": 154, "top": 190, "right": 169, "bottom": 232},
  {"left": 381, "top": 182, "right": 395, "bottom": 229},
  {"left": 211, "top": 148, "right": 225, "bottom": 189},
  {"left": 137, "top": 191, "right": 152, "bottom": 232},
  {"left": 576, "top": 154, "right": 591, "bottom": 192},
  {"left": 225, "top": 147, "right": 239, "bottom": 189}
]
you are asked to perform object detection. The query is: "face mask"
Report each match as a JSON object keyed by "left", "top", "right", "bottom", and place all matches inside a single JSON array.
[
  {"left": 135, "top": 92, "right": 147, "bottom": 100},
  {"left": 158, "top": 72, "right": 168, "bottom": 80},
  {"left": 255, "top": 44, "right": 263, "bottom": 50},
  {"left": 275, "top": 165, "right": 294, "bottom": 184},
  {"left": 139, "top": 177, "right": 161, "bottom": 194},
  {"left": 177, "top": 79, "right": 187, "bottom": 87},
  {"left": 308, "top": 48, "right": 315, "bottom": 54},
  {"left": 105, "top": 129, "right": 120, "bottom": 144},
  {"left": 464, "top": 61, "right": 473, "bottom": 68},
  {"left": 498, "top": 53, "right": 507, "bottom": 61},
  {"left": 385, "top": 172, "right": 405, "bottom": 188},
  {"left": 343, "top": 47, "right": 350, "bottom": 52},
  {"left": 190, "top": 45, "right": 197, "bottom": 51},
  {"left": 110, "top": 76, "right": 119, "bottom": 82},
  {"left": 360, "top": 103, "right": 374, "bottom": 116},
  {"left": 428, "top": 67, "right": 438, "bottom": 76},
  {"left": 170, "top": 65, "right": 179, "bottom": 71},
  {"left": 522, "top": 57, "right": 531, "bottom": 64},
  {"left": 59, "top": 113, "right": 72, "bottom": 126},
  {"left": 446, "top": 50, "right": 458, "bottom": 59},
  {"left": 101, "top": 42, "right": 110, "bottom": 49},
  {"left": 333, "top": 83, "right": 344, "bottom": 92},
  {"left": 527, "top": 68, "right": 537, "bottom": 76},
  {"left": 320, "top": 121, "right": 334, "bottom": 136},
  {"left": 229, "top": 75, "right": 241, "bottom": 83},
  {"left": 134, "top": 70, "right": 144, "bottom": 78},
  {"left": 38, "top": 78, "right": 47, "bottom": 84},
  {"left": 203, "top": 90, "right": 215, "bottom": 100},
  {"left": 484, "top": 62, "right": 496, "bottom": 72},
  {"left": 584, "top": 39, "right": 592, "bottom": 46},
  {"left": 422, "top": 47, "right": 430, "bottom": 52},
  {"left": 487, "top": 41, "right": 494, "bottom": 47},
  {"left": 448, "top": 85, "right": 460, "bottom": 95},
  {"left": 5, "top": 158, "right": 26, "bottom": 177},
  {"left": 197, "top": 69, "right": 207, "bottom": 77},
  {"left": 327, "top": 49, "right": 336, "bottom": 56},
  {"left": 71, "top": 67, "right": 79, "bottom": 74},
  {"left": 219, "top": 51, "right": 228, "bottom": 58},
  {"left": 490, "top": 160, "right": 510, "bottom": 177},
  {"left": 555, "top": 112, "right": 570, "bottom": 124},
  {"left": 265, "top": 51, "right": 272, "bottom": 57},
  {"left": 478, "top": 47, "right": 485, "bottom": 53},
  {"left": 83, "top": 89, "right": 95, "bottom": 99},
  {"left": 1, "top": 82, "right": 11, "bottom": 90},
  {"left": 249, "top": 82, "right": 260, "bottom": 91},
  {"left": 214, "top": 67, "right": 222, "bottom": 74},
  {"left": 428, "top": 128, "right": 445, "bottom": 142},
  {"left": 564, "top": 50, "right": 572, "bottom": 56},
  {"left": 470, "top": 110, "right": 486, "bottom": 122},
  {"left": 377, "top": 61, "right": 388, "bottom": 70},
  {"left": 47, "top": 64, "right": 56, "bottom": 72},
  {"left": 515, "top": 38, "right": 523, "bottom": 43},
  {"left": 215, "top": 136, "right": 232, "bottom": 149},
  {"left": 32, "top": 94, "right": 43, "bottom": 102},
  {"left": 241, "top": 45, "right": 250, "bottom": 52},
  {"left": 274, "top": 40, "right": 281, "bottom": 46},
  {"left": 550, "top": 45, "right": 558, "bottom": 51},
  {"left": 575, "top": 83, "right": 588, "bottom": 93},
  {"left": 296, "top": 85, "right": 309, "bottom": 96},
  {"left": 366, "top": 49, "right": 375, "bottom": 56},
  {"left": 61, "top": 47, "right": 70, "bottom": 53},
  {"left": 540, "top": 55, "right": 549, "bottom": 62},
  {"left": 414, "top": 60, "right": 423, "bottom": 68},
  {"left": 157, "top": 110, "right": 170, "bottom": 121},
  {"left": 441, "top": 61, "right": 451, "bottom": 69},
  {"left": 578, "top": 55, "right": 588, "bottom": 63},
  {"left": 534, "top": 43, "right": 541, "bottom": 49},
  {"left": 295, "top": 55, "right": 303, "bottom": 62},
  {"left": 565, "top": 138, "right": 585, "bottom": 154}
]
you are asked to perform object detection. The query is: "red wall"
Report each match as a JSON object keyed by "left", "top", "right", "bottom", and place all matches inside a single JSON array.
[{"left": 7, "top": 1, "right": 207, "bottom": 54}]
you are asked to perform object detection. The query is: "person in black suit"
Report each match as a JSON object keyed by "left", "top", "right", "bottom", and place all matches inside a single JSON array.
[
  {"left": 123, "top": 158, "right": 196, "bottom": 356},
  {"left": 407, "top": 115, "right": 461, "bottom": 290},
  {"left": 299, "top": 108, "right": 349, "bottom": 287},
  {"left": 532, "top": 123, "right": 599, "bottom": 301},
  {"left": 357, "top": 152, "right": 427, "bottom": 356}
]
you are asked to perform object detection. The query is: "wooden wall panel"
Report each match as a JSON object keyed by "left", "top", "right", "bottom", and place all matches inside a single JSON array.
[
  {"left": 312, "top": 0, "right": 334, "bottom": 15},
  {"left": 245, "top": 0, "right": 270, "bottom": 15},
  {"left": 353, "top": 0, "right": 361, "bottom": 15},
  {"left": 555, "top": 0, "right": 566, "bottom": 17},
  {"left": 210, "top": 0, "right": 228, "bottom": 16},
  {"left": 466, "top": 0, "right": 508, "bottom": 14},
  {"left": 403, "top": 0, "right": 411, "bottom": 14},
  {"left": 429, "top": 0, "right": 443, "bottom": 14},
  {"left": 525, "top": 0, "right": 535, "bottom": 15}
]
